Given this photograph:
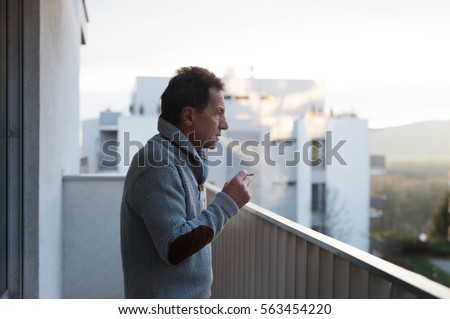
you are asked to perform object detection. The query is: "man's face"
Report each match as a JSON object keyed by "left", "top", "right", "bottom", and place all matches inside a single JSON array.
[{"left": 190, "top": 88, "right": 229, "bottom": 150}]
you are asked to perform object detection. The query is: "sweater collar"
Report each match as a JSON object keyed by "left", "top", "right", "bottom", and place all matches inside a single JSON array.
[{"left": 157, "top": 116, "right": 208, "bottom": 184}]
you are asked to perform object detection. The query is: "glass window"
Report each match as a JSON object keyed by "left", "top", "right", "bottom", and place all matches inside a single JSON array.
[
  {"left": 1, "top": 0, "right": 8, "bottom": 296},
  {"left": 0, "top": 107, "right": 6, "bottom": 296},
  {"left": 312, "top": 183, "right": 326, "bottom": 213}
]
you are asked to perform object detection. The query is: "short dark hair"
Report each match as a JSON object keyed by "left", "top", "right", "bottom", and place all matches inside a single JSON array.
[{"left": 160, "top": 66, "right": 224, "bottom": 125}]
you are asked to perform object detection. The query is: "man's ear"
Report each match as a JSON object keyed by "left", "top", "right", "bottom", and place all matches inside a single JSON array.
[{"left": 180, "top": 106, "right": 194, "bottom": 127}]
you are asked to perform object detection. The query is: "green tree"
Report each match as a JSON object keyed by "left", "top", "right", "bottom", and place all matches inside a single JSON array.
[
  {"left": 430, "top": 189, "right": 450, "bottom": 240},
  {"left": 371, "top": 161, "right": 449, "bottom": 237}
]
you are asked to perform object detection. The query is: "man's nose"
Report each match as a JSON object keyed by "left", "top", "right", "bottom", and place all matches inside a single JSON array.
[{"left": 220, "top": 116, "right": 229, "bottom": 130}]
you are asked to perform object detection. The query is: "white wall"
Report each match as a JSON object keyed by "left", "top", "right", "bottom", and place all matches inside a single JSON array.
[
  {"left": 294, "top": 121, "right": 313, "bottom": 227},
  {"left": 39, "top": 0, "right": 84, "bottom": 297},
  {"left": 326, "top": 117, "right": 370, "bottom": 251},
  {"left": 62, "top": 175, "right": 125, "bottom": 298}
]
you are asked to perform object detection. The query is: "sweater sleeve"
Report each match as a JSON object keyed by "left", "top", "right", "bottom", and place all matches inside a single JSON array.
[{"left": 129, "top": 162, "right": 239, "bottom": 265}]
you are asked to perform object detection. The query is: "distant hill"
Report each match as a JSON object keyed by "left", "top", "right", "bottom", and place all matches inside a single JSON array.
[{"left": 370, "top": 120, "right": 450, "bottom": 162}]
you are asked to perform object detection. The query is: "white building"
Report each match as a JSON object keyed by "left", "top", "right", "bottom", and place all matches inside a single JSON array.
[
  {"left": 80, "top": 77, "right": 167, "bottom": 174},
  {"left": 81, "top": 110, "right": 121, "bottom": 173},
  {"left": 81, "top": 110, "right": 157, "bottom": 174},
  {"left": 295, "top": 113, "right": 370, "bottom": 251},
  {"left": 81, "top": 73, "right": 370, "bottom": 251},
  {"left": 128, "top": 76, "right": 169, "bottom": 118}
]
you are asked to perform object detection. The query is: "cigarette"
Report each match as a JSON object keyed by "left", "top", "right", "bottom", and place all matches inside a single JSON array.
[{"left": 247, "top": 173, "right": 254, "bottom": 176}]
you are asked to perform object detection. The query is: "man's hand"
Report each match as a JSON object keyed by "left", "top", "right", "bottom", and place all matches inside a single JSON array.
[{"left": 222, "top": 170, "right": 252, "bottom": 209}]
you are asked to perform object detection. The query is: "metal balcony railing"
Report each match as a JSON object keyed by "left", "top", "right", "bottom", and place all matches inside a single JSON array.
[{"left": 207, "top": 184, "right": 450, "bottom": 299}]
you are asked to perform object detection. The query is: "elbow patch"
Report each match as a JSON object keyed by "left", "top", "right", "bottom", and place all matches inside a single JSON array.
[{"left": 168, "top": 225, "right": 214, "bottom": 265}]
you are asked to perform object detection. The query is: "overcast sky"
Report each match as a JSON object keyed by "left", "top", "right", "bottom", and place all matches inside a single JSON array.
[{"left": 80, "top": 0, "right": 450, "bottom": 128}]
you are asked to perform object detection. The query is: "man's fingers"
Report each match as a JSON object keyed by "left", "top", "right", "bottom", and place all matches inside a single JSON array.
[
  {"left": 237, "top": 170, "right": 248, "bottom": 179},
  {"left": 222, "top": 170, "right": 253, "bottom": 208}
]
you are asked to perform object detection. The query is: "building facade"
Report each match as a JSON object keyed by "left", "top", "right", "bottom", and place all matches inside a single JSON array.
[{"left": 1, "top": 0, "right": 87, "bottom": 298}]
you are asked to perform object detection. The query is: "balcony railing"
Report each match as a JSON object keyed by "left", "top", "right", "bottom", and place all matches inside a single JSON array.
[
  {"left": 207, "top": 184, "right": 450, "bottom": 299},
  {"left": 62, "top": 175, "right": 450, "bottom": 298}
]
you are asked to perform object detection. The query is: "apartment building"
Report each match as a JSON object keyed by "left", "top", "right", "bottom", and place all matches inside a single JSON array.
[{"left": 81, "top": 72, "right": 370, "bottom": 251}]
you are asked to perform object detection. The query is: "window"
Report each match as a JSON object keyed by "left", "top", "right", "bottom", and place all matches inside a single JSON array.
[
  {"left": 224, "top": 95, "right": 249, "bottom": 100},
  {"left": 312, "top": 183, "right": 326, "bottom": 213},
  {"left": 1, "top": 0, "right": 26, "bottom": 298},
  {"left": 0, "top": 99, "right": 6, "bottom": 297},
  {"left": 0, "top": 0, "right": 7, "bottom": 294}
]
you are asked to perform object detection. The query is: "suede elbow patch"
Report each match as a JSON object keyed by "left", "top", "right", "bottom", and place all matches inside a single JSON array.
[{"left": 168, "top": 225, "right": 214, "bottom": 265}]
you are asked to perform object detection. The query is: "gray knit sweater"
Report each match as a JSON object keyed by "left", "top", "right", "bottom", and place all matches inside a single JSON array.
[{"left": 120, "top": 117, "right": 238, "bottom": 298}]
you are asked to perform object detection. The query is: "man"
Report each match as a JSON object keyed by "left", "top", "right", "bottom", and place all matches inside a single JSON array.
[{"left": 120, "top": 66, "right": 252, "bottom": 298}]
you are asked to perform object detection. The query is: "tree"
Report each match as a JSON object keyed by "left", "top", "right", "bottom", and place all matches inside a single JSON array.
[
  {"left": 320, "top": 186, "right": 351, "bottom": 242},
  {"left": 371, "top": 171, "right": 447, "bottom": 237},
  {"left": 429, "top": 189, "right": 450, "bottom": 240}
]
